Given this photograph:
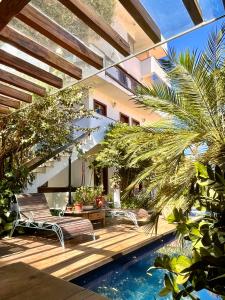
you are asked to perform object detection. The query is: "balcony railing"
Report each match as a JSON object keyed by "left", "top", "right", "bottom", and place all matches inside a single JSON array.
[{"left": 106, "top": 65, "right": 141, "bottom": 94}]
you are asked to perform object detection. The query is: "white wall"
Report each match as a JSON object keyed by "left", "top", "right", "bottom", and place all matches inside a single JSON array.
[{"left": 88, "top": 83, "right": 161, "bottom": 125}]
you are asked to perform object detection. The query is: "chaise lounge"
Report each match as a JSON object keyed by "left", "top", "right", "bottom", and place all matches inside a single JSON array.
[{"left": 10, "top": 193, "right": 95, "bottom": 248}]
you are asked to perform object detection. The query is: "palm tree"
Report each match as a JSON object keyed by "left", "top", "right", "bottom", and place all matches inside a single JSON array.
[{"left": 97, "top": 24, "right": 225, "bottom": 223}]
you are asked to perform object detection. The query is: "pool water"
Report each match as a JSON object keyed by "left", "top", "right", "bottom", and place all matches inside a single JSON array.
[{"left": 72, "top": 234, "right": 219, "bottom": 300}]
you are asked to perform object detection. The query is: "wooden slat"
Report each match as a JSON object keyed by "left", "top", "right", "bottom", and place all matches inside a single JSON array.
[
  {"left": 0, "top": 222, "right": 175, "bottom": 282},
  {"left": 0, "top": 26, "right": 82, "bottom": 80},
  {"left": 58, "top": 0, "right": 130, "bottom": 56},
  {"left": 0, "top": 69, "right": 46, "bottom": 96},
  {"left": 118, "top": 0, "right": 161, "bottom": 43},
  {"left": 17, "top": 5, "right": 104, "bottom": 69},
  {"left": 0, "top": 0, "right": 31, "bottom": 30},
  {"left": 0, "top": 83, "right": 32, "bottom": 103},
  {"left": 0, "top": 95, "right": 20, "bottom": 109},
  {"left": 0, "top": 263, "right": 107, "bottom": 300},
  {"left": 0, "top": 49, "right": 63, "bottom": 88},
  {"left": 182, "top": 0, "right": 203, "bottom": 25},
  {"left": 0, "top": 104, "right": 10, "bottom": 114}
]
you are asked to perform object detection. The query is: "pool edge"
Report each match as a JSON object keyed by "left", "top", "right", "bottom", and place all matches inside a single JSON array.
[{"left": 67, "top": 228, "right": 176, "bottom": 281}]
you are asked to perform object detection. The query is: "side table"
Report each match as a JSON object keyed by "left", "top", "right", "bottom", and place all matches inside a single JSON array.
[{"left": 64, "top": 209, "right": 106, "bottom": 228}]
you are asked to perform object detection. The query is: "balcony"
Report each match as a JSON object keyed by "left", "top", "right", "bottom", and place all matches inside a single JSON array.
[{"left": 106, "top": 65, "right": 141, "bottom": 94}]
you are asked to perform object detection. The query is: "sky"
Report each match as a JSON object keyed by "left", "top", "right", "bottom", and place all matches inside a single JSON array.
[
  {"left": 169, "top": 18, "right": 225, "bottom": 53},
  {"left": 140, "top": 0, "right": 225, "bottom": 54}
]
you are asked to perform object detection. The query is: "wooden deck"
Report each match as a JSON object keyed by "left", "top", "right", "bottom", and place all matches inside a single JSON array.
[{"left": 0, "top": 217, "right": 175, "bottom": 282}]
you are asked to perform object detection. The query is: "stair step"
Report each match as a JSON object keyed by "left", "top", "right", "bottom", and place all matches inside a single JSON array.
[{"left": 33, "top": 166, "right": 46, "bottom": 173}]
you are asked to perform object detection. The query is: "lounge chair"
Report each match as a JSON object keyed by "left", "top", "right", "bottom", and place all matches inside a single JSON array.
[
  {"left": 109, "top": 208, "right": 151, "bottom": 228},
  {"left": 10, "top": 193, "right": 95, "bottom": 248}
]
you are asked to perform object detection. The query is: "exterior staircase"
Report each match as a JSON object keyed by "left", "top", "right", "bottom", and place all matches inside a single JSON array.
[{"left": 25, "top": 114, "right": 114, "bottom": 193}]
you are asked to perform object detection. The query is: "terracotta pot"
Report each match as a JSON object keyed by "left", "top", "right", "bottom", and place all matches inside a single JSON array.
[{"left": 74, "top": 203, "right": 83, "bottom": 212}]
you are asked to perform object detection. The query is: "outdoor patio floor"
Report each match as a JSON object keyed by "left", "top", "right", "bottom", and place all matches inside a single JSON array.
[{"left": 0, "top": 217, "right": 175, "bottom": 282}]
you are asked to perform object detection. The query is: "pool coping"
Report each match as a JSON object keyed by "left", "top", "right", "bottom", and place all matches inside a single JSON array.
[{"left": 68, "top": 228, "right": 176, "bottom": 281}]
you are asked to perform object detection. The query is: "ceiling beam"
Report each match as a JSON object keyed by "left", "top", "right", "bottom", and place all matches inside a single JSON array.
[
  {"left": 0, "top": 49, "right": 63, "bottom": 88},
  {"left": 0, "top": 83, "right": 32, "bottom": 103},
  {"left": 0, "top": 104, "right": 10, "bottom": 114},
  {"left": 118, "top": 0, "right": 161, "bottom": 43},
  {"left": 0, "top": 26, "right": 82, "bottom": 80},
  {"left": 0, "top": 0, "right": 31, "bottom": 30},
  {"left": 17, "top": 4, "right": 104, "bottom": 69},
  {"left": 0, "top": 69, "right": 46, "bottom": 96},
  {"left": 182, "top": 0, "right": 203, "bottom": 25},
  {"left": 58, "top": 0, "right": 130, "bottom": 56},
  {"left": 223, "top": 0, "right": 225, "bottom": 9},
  {"left": 0, "top": 95, "right": 20, "bottom": 109}
]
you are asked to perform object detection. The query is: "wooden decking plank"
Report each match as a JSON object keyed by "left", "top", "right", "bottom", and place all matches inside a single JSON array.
[
  {"left": 0, "top": 262, "right": 106, "bottom": 300},
  {"left": 1, "top": 220, "right": 175, "bottom": 282}
]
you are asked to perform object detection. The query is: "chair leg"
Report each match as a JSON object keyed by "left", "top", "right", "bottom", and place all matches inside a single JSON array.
[
  {"left": 92, "top": 232, "right": 96, "bottom": 241},
  {"left": 9, "top": 221, "right": 17, "bottom": 238},
  {"left": 53, "top": 225, "right": 65, "bottom": 248}
]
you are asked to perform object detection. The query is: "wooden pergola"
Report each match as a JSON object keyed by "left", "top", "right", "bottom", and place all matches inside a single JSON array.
[{"left": 0, "top": 0, "right": 204, "bottom": 115}]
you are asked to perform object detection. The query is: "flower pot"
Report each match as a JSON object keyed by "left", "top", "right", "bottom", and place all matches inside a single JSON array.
[
  {"left": 83, "top": 205, "right": 94, "bottom": 210},
  {"left": 66, "top": 206, "right": 73, "bottom": 212},
  {"left": 74, "top": 203, "right": 83, "bottom": 212}
]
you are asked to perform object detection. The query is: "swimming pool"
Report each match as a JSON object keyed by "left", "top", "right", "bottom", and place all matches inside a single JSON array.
[{"left": 72, "top": 233, "right": 219, "bottom": 300}]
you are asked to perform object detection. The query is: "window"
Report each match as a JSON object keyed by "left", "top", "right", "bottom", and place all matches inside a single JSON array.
[
  {"left": 132, "top": 118, "right": 140, "bottom": 126},
  {"left": 93, "top": 100, "right": 107, "bottom": 116},
  {"left": 120, "top": 113, "right": 129, "bottom": 124}
]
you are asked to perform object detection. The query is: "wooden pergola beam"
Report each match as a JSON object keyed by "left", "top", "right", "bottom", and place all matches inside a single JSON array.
[
  {"left": 0, "top": 95, "right": 20, "bottom": 109},
  {"left": 0, "top": 83, "right": 32, "bottom": 103},
  {"left": 0, "top": 104, "right": 10, "bottom": 114},
  {"left": 17, "top": 5, "right": 104, "bottom": 69},
  {"left": 223, "top": 0, "right": 225, "bottom": 9},
  {"left": 0, "top": 0, "right": 31, "bottom": 30},
  {"left": 118, "top": 0, "right": 161, "bottom": 43},
  {"left": 0, "top": 49, "right": 63, "bottom": 88},
  {"left": 182, "top": 0, "right": 203, "bottom": 25},
  {"left": 0, "top": 69, "right": 46, "bottom": 96},
  {"left": 58, "top": 0, "right": 130, "bottom": 56},
  {"left": 0, "top": 26, "right": 82, "bottom": 80}
]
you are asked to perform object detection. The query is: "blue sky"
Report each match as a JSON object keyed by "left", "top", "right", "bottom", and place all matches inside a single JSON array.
[
  {"left": 140, "top": 0, "right": 225, "bottom": 53},
  {"left": 169, "top": 18, "right": 225, "bottom": 53}
]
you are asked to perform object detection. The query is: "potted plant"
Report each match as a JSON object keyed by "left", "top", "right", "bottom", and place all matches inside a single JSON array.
[
  {"left": 95, "top": 185, "right": 104, "bottom": 208},
  {"left": 72, "top": 186, "right": 94, "bottom": 211},
  {"left": 72, "top": 188, "right": 84, "bottom": 212}
]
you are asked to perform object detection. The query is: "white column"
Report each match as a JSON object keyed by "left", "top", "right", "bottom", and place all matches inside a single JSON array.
[{"left": 113, "top": 188, "right": 121, "bottom": 208}]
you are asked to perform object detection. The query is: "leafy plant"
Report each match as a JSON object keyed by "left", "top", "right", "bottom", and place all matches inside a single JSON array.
[
  {"left": 94, "top": 24, "right": 225, "bottom": 224},
  {"left": 149, "top": 163, "right": 225, "bottom": 299},
  {"left": 0, "top": 84, "right": 93, "bottom": 236},
  {"left": 72, "top": 185, "right": 103, "bottom": 205}
]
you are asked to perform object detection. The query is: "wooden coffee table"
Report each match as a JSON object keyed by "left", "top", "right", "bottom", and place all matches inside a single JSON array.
[{"left": 64, "top": 209, "right": 106, "bottom": 228}]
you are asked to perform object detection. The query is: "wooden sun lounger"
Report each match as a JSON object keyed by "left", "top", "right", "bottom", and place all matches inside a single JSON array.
[{"left": 10, "top": 193, "right": 95, "bottom": 248}]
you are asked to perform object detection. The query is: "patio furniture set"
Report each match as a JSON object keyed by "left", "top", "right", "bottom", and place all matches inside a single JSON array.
[{"left": 10, "top": 193, "right": 149, "bottom": 248}]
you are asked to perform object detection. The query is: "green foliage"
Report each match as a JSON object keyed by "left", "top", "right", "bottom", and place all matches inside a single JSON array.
[
  {"left": 0, "top": 166, "right": 31, "bottom": 236},
  {"left": 94, "top": 122, "right": 152, "bottom": 192},
  {"left": 72, "top": 185, "right": 103, "bottom": 205},
  {"left": 150, "top": 164, "right": 225, "bottom": 299},
  {"left": 121, "top": 190, "right": 153, "bottom": 210},
  {"left": 95, "top": 24, "right": 225, "bottom": 222},
  {"left": 0, "top": 85, "right": 92, "bottom": 236}
]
